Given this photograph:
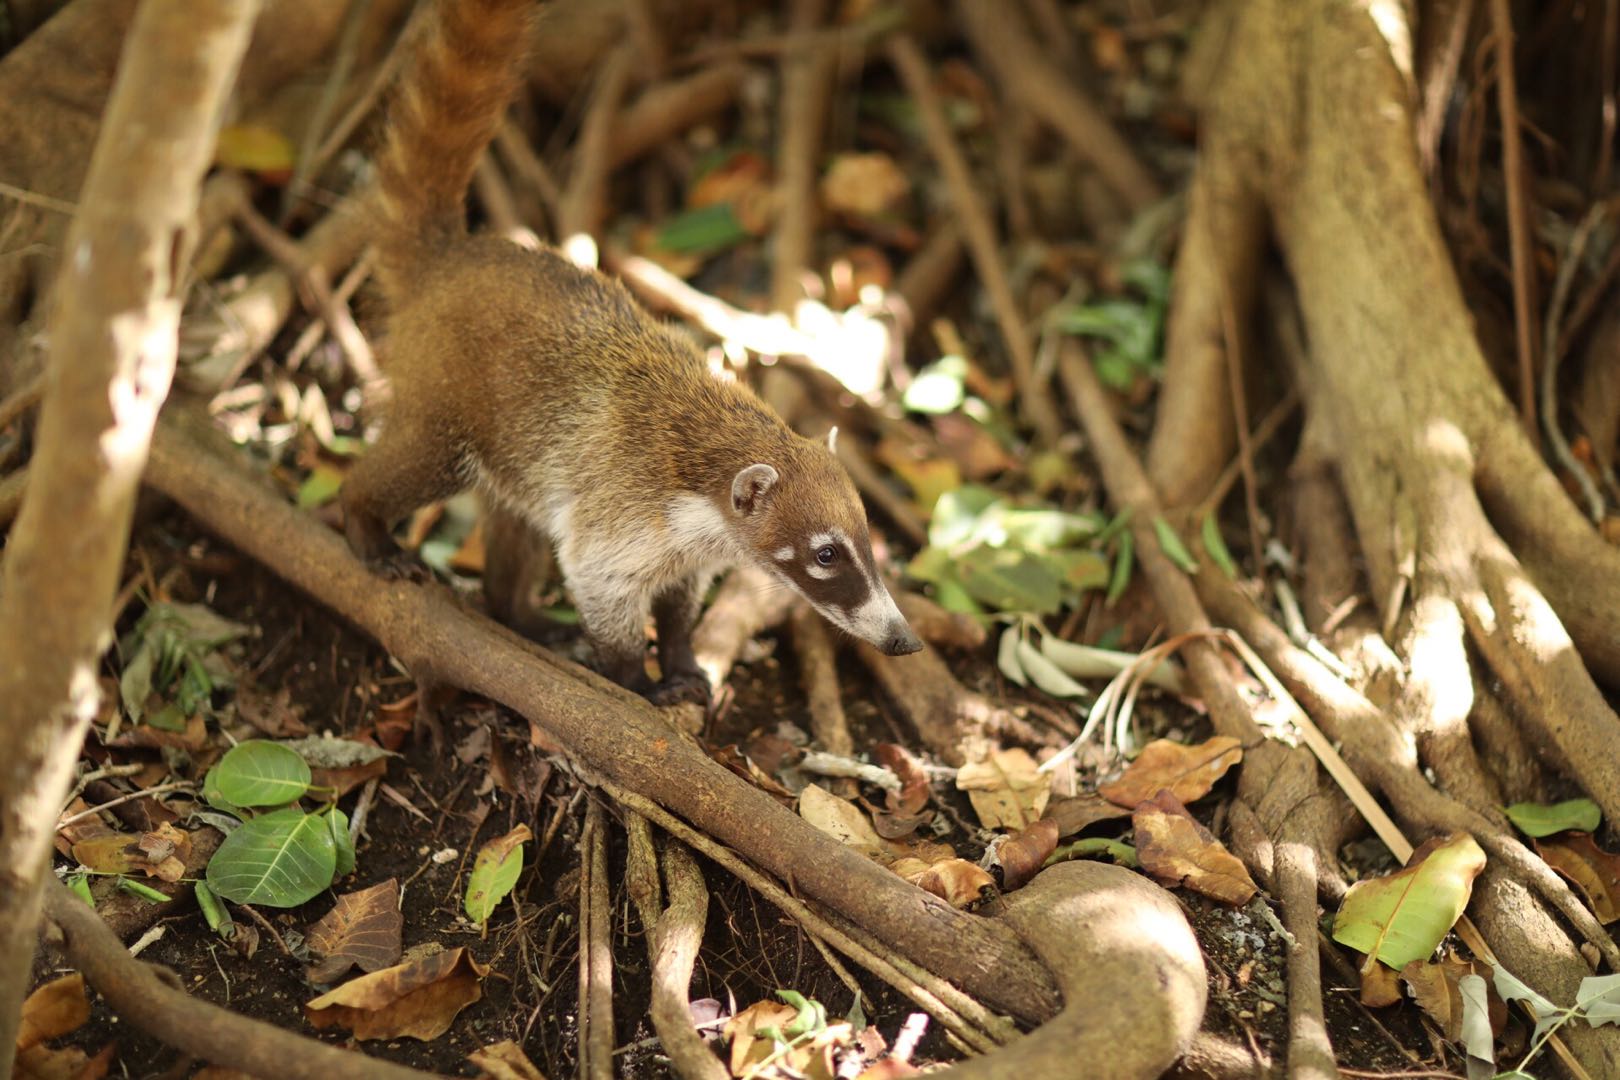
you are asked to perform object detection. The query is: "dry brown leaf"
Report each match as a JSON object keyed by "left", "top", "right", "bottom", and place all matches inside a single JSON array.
[
  {"left": 304, "top": 946, "right": 487, "bottom": 1041},
  {"left": 821, "top": 152, "right": 910, "bottom": 218},
  {"left": 1399, "top": 956, "right": 1507, "bottom": 1040},
  {"left": 893, "top": 857, "right": 996, "bottom": 909},
  {"left": 1099, "top": 736, "right": 1243, "bottom": 808},
  {"left": 468, "top": 1039, "right": 549, "bottom": 1080},
  {"left": 1045, "top": 793, "right": 1131, "bottom": 837},
  {"left": 13, "top": 1041, "right": 114, "bottom": 1080},
  {"left": 956, "top": 748, "right": 1051, "bottom": 829},
  {"left": 933, "top": 412, "right": 1018, "bottom": 480},
  {"left": 713, "top": 744, "right": 796, "bottom": 805},
  {"left": 1536, "top": 832, "right": 1620, "bottom": 923},
  {"left": 723, "top": 999, "right": 801, "bottom": 1076},
  {"left": 1359, "top": 958, "right": 1402, "bottom": 1007},
  {"left": 235, "top": 683, "right": 309, "bottom": 737},
  {"left": 1132, "top": 790, "right": 1257, "bottom": 905},
  {"left": 71, "top": 823, "right": 191, "bottom": 882},
  {"left": 305, "top": 879, "right": 404, "bottom": 984},
  {"left": 998, "top": 818, "right": 1060, "bottom": 891},
  {"left": 800, "top": 782, "right": 886, "bottom": 856},
  {"left": 17, "top": 974, "right": 90, "bottom": 1051},
  {"left": 310, "top": 756, "right": 389, "bottom": 800}
]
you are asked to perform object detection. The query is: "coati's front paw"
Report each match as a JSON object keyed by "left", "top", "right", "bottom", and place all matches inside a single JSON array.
[
  {"left": 646, "top": 668, "right": 712, "bottom": 708},
  {"left": 367, "top": 549, "right": 433, "bottom": 583}
]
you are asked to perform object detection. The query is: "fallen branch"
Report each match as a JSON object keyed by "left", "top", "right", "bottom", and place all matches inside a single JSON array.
[
  {"left": 143, "top": 414, "right": 1060, "bottom": 1023},
  {"left": 770, "top": 0, "right": 837, "bottom": 315},
  {"left": 578, "top": 797, "right": 614, "bottom": 1080},
  {"left": 611, "top": 63, "right": 750, "bottom": 169},
  {"left": 558, "top": 44, "right": 635, "bottom": 242},
  {"left": 42, "top": 878, "right": 432, "bottom": 1080}
]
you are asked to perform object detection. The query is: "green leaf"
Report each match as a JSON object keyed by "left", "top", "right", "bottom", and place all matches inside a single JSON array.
[
  {"left": 902, "top": 355, "right": 967, "bottom": 415},
  {"left": 997, "top": 507, "right": 1104, "bottom": 550},
  {"left": 201, "top": 766, "right": 251, "bottom": 820},
  {"left": 927, "top": 486, "right": 1000, "bottom": 549},
  {"left": 656, "top": 202, "right": 750, "bottom": 255},
  {"left": 195, "top": 881, "right": 226, "bottom": 931},
  {"left": 906, "top": 544, "right": 954, "bottom": 585},
  {"left": 1045, "top": 548, "right": 1110, "bottom": 592},
  {"left": 1152, "top": 516, "right": 1198, "bottom": 573},
  {"left": 1201, "top": 514, "right": 1237, "bottom": 578},
  {"left": 296, "top": 465, "right": 343, "bottom": 509},
  {"left": 1045, "top": 837, "right": 1138, "bottom": 868},
  {"left": 1578, "top": 973, "right": 1620, "bottom": 1027},
  {"left": 206, "top": 806, "right": 338, "bottom": 907},
  {"left": 929, "top": 576, "right": 983, "bottom": 615},
  {"left": 1503, "top": 798, "right": 1601, "bottom": 838},
  {"left": 465, "top": 824, "right": 531, "bottom": 926},
  {"left": 67, "top": 872, "right": 94, "bottom": 907},
  {"left": 1015, "top": 639, "right": 1090, "bottom": 700},
  {"left": 997, "top": 626, "right": 1027, "bottom": 687},
  {"left": 1106, "top": 531, "right": 1134, "bottom": 607},
  {"left": 1332, "top": 833, "right": 1486, "bottom": 969},
  {"left": 955, "top": 546, "right": 1064, "bottom": 614},
  {"left": 118, "top": 878, "right": 169, "bottom": 903},
  {"left": 328, "top": 809, "right": 355, "bottom": 879},
  {"left": 211, "top": 741, "right": 312, "bottom": 808}
]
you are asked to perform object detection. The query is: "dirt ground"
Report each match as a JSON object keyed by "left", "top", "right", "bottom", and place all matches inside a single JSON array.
[{"left": 26, "top": 501, "right": 1457, "bottom": 1078}]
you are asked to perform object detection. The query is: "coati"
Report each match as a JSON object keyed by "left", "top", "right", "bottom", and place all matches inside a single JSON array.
[{"left": 342, "top": 0, "right": 922, "bottom": 707}]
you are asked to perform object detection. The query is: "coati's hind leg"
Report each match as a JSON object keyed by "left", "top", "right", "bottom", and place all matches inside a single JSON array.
[
  {"left": 565, "top": 569, "right": 655, "bottom": 695},
  {"left": 482, "top": 503, "right": 569, "bottom": 643},
  {"left": 341, "top": 414, "right": 464, "bottom": 579},
  {"left": 649, "top": 574, "right": 712, "bottom": 707}
]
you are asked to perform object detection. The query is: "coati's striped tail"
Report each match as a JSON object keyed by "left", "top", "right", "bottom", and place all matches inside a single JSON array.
[{"left": 374, "top": 0, "right": 537, "bottom": 295}]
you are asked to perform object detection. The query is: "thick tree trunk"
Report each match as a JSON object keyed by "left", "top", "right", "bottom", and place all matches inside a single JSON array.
[
  {"left": 0, "top": 2, "right": 260, "bottom": 1070},
  {"left": 1149, "top": 0, "right": 1620, "bottom": 1073}
]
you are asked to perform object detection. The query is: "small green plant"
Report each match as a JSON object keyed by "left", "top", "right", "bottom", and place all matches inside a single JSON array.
[
  {"left": 118, "top": 601, "right": 251, "bottom": 731},
  {"left": 906, "top": 485, "right": 1111, "bottom": 615},
  {"left": 1478, "top": 968, "right": 1620, "bottom": 1077},
  {"left": 1053, "top": 259, "right": 1171, "bottom": 390},
  {"left": 202, "top": 741, "right": 353, "bottom": 908}
]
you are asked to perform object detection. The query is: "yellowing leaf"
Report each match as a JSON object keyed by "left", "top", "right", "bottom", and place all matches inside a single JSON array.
[
  {"left": 1332, "top": 833, "right": 1487, "bottom": 970},
  {"left": 821, "top": 152, "right": 910, "bottom": 217},
  {"left": 893, "top": 856, "right": 995, "bottom": 908},
  {"left": 800, "top": 783, "right": 885, "bottom": 856},
  {"left": 1536, "top": 832, "right": 1620, "bottom": 923},
  {"left": 956, "top": 748, "right": 1051, "bottom": 829},
  {"left": 465, "top": 824, "right": 531, "bottom": 926},
  {"left": 17, "top": 974, "right": 90, "bottom": 1051},
  {"left": 215, "top": 124, "right": 295, "bottom": 178}
]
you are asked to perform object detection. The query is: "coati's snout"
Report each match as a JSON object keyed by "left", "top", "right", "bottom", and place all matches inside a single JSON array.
[{"left": 879, "top": 623, "right": 924, "bottom": 656}]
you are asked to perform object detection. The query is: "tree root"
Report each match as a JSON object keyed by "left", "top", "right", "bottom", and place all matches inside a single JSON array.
[
  {"left": 578, "top": 797, "right": 614, "bottom": 1080},
  {"left": 624, "top": 820, "right": 726, "bottom": 1080},
  {"left": 1139, "top": 1, "right": 1620, "bottom": 1069},
  {"left": 939, "top": 863, "right": 1205, "bottom": 1080},
  {"left": 41, "top": 878, "right": 432, "bottom": 1080},
  {"left": 143, "top": 413, "right": 1060, "bottom": 1023}
]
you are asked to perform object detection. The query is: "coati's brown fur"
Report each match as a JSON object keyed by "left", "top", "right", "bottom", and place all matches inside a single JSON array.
[{"left": 344, "top": 0, "right": 921, "bottom": 709}]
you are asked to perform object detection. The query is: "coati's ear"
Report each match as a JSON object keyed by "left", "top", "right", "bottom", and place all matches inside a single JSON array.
[{"left": 731, "top": 463, "right": 778, "bottom": 515}]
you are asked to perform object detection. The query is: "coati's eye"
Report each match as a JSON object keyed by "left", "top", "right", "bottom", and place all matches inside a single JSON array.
[{"left": 815, "top": 545, "right": 839, "bottom": 567}]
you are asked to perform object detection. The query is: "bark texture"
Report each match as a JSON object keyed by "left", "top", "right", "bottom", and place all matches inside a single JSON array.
[{"left": 0, "top": 1, "right": 261, "bottom": 1070}]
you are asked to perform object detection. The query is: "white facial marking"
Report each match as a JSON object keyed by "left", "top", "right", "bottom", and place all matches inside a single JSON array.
[{"left": 773, "top": 547, "right": 795, "bottom": 562}]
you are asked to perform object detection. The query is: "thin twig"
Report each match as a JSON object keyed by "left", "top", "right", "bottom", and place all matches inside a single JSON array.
[
  {"left": 578, "top": 797, "right": 614, "bottom": 1080},
  {"left": 1198, "top": 388, "right": 1300, "bottom": 516},
  {"left": 308, "top": 0, "right": 433, "bottom": 181},
  {"left": 558, "top": 44, "right": 634, "bottom": 242},
  {"left": 1487, "top": 0, "right": 1540, "bottom": 444},
  {"left": 282, "top": 0, "right": 375, "bottom": 223},
  {"left": 0, "top": 371, "right": 44, "bottom": 431},
  {"left": 771, "top": 0, "right": 836, "bottom": 314},
  {"left": 886, "top": 34, "right": 1063, "bottom": 446},
  {"left": 1540, "top": 201, "right": 1614, "bottom": 522}
]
